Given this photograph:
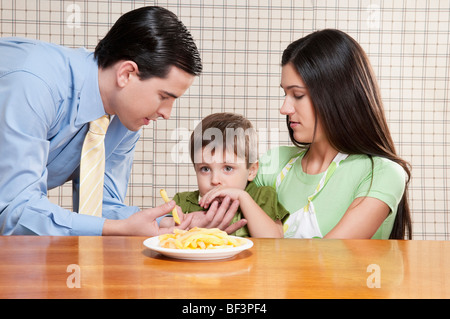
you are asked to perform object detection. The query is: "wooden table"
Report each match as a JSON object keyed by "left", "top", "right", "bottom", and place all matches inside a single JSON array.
[{"left": 0, "top": 236, "right": 449, "bottom": 299}]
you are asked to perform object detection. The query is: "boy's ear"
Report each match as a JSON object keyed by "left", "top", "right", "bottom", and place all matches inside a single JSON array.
[{"left": 247, "top": 161, "right": 259, "bottom": 181}]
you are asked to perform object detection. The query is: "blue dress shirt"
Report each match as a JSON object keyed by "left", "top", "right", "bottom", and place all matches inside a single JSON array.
[{"left": 0, "top": 37, "right": 141, "bottom": 235}]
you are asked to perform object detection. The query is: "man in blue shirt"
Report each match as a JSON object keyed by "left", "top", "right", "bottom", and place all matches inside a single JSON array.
[{"left": 0, "top": 6, "right": 246, "bottom": 236}]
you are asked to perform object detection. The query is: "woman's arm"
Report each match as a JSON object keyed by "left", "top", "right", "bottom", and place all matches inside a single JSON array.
[{"left": 323, "top": 197, "right": 390, "bottom": 239}]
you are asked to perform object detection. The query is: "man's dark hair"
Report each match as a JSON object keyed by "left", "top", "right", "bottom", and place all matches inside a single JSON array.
[{"left": 94, "top": 6, "right": 202, "bottom": 79}]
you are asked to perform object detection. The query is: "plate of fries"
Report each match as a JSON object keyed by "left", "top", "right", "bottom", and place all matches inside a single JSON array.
[{"left": 143, "top": 227, "right": 253, "bottom": 260}]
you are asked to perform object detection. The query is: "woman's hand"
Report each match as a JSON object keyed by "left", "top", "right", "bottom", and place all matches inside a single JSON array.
[
  {"left": 188, "top": 196, "right": 247, "bottom": 234},
  {"left": 200, "top": 187, "right": 284, "bottom": 238}
]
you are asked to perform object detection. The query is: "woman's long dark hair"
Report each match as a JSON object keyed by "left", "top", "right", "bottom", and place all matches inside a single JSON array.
[{"left": 282, "top": 29, "right": 411, "bottom": 239}]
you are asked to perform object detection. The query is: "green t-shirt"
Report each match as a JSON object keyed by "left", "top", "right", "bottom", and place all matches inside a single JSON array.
[
  {"left": 173, "top": 181, "right": 290, "bottom": 237},
  {"left": 254, "top": 146, "right": 406, "bottom": 239}
]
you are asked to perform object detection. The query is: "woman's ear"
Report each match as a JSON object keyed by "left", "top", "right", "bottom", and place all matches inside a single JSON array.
[
  {"left": 247, "top": 161, "right": 259, "bottom": 181},
  {"left": 116, "top": 60, "right": 139, "bottom": 88}
]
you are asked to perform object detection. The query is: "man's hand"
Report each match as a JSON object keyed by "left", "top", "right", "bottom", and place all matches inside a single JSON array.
[
  {"left": 102, "top": 200, "right": 190, "bottom": 236},
  {"left": 186, "top": 196, "right": 247, "bottom": 234},
  {"left": 102, "top": 196, "right": 247, "bottom": 236}
]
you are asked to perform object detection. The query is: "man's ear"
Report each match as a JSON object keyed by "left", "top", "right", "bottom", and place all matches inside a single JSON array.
[
  {"left": 247, "top": 161, "right": 259, "bottom": 181},
  {"left": 116, "top": 60, "right": 139, "bottom": 88}
]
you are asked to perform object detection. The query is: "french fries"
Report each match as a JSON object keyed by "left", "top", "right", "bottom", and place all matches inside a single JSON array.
[
  {"left": 160, "top": 189, "right": 180, "bottom": 224},
  {"left": 159, "top": 227, "right": 244, "bottom": 250}
]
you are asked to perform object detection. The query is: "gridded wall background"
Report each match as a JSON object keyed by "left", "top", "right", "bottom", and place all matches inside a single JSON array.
[{"left": 1, "top": 0, "right": 448, "bottom": 239}]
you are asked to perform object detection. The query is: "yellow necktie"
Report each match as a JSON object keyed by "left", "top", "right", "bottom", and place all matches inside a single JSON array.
[{"left": 78, "top": 115, "right": 110, "bottom": 217}]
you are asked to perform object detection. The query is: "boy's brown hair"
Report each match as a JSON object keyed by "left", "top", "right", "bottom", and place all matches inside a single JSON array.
[{"left": 190, "top": 112, "right": 258, "bottom": 168}]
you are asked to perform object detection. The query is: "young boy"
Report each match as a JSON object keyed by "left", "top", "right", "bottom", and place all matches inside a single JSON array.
[{"left": 166, "top": 112, "right": 289, "bottom": 237}]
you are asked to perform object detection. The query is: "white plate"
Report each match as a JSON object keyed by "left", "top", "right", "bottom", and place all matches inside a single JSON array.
[{"left": 143, "top": 236, "right": 253, "bottom": 260}]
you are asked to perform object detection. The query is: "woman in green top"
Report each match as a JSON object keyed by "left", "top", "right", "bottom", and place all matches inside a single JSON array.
[{"left": 254, "top": 29, "right": 412, "bottom": 239}]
